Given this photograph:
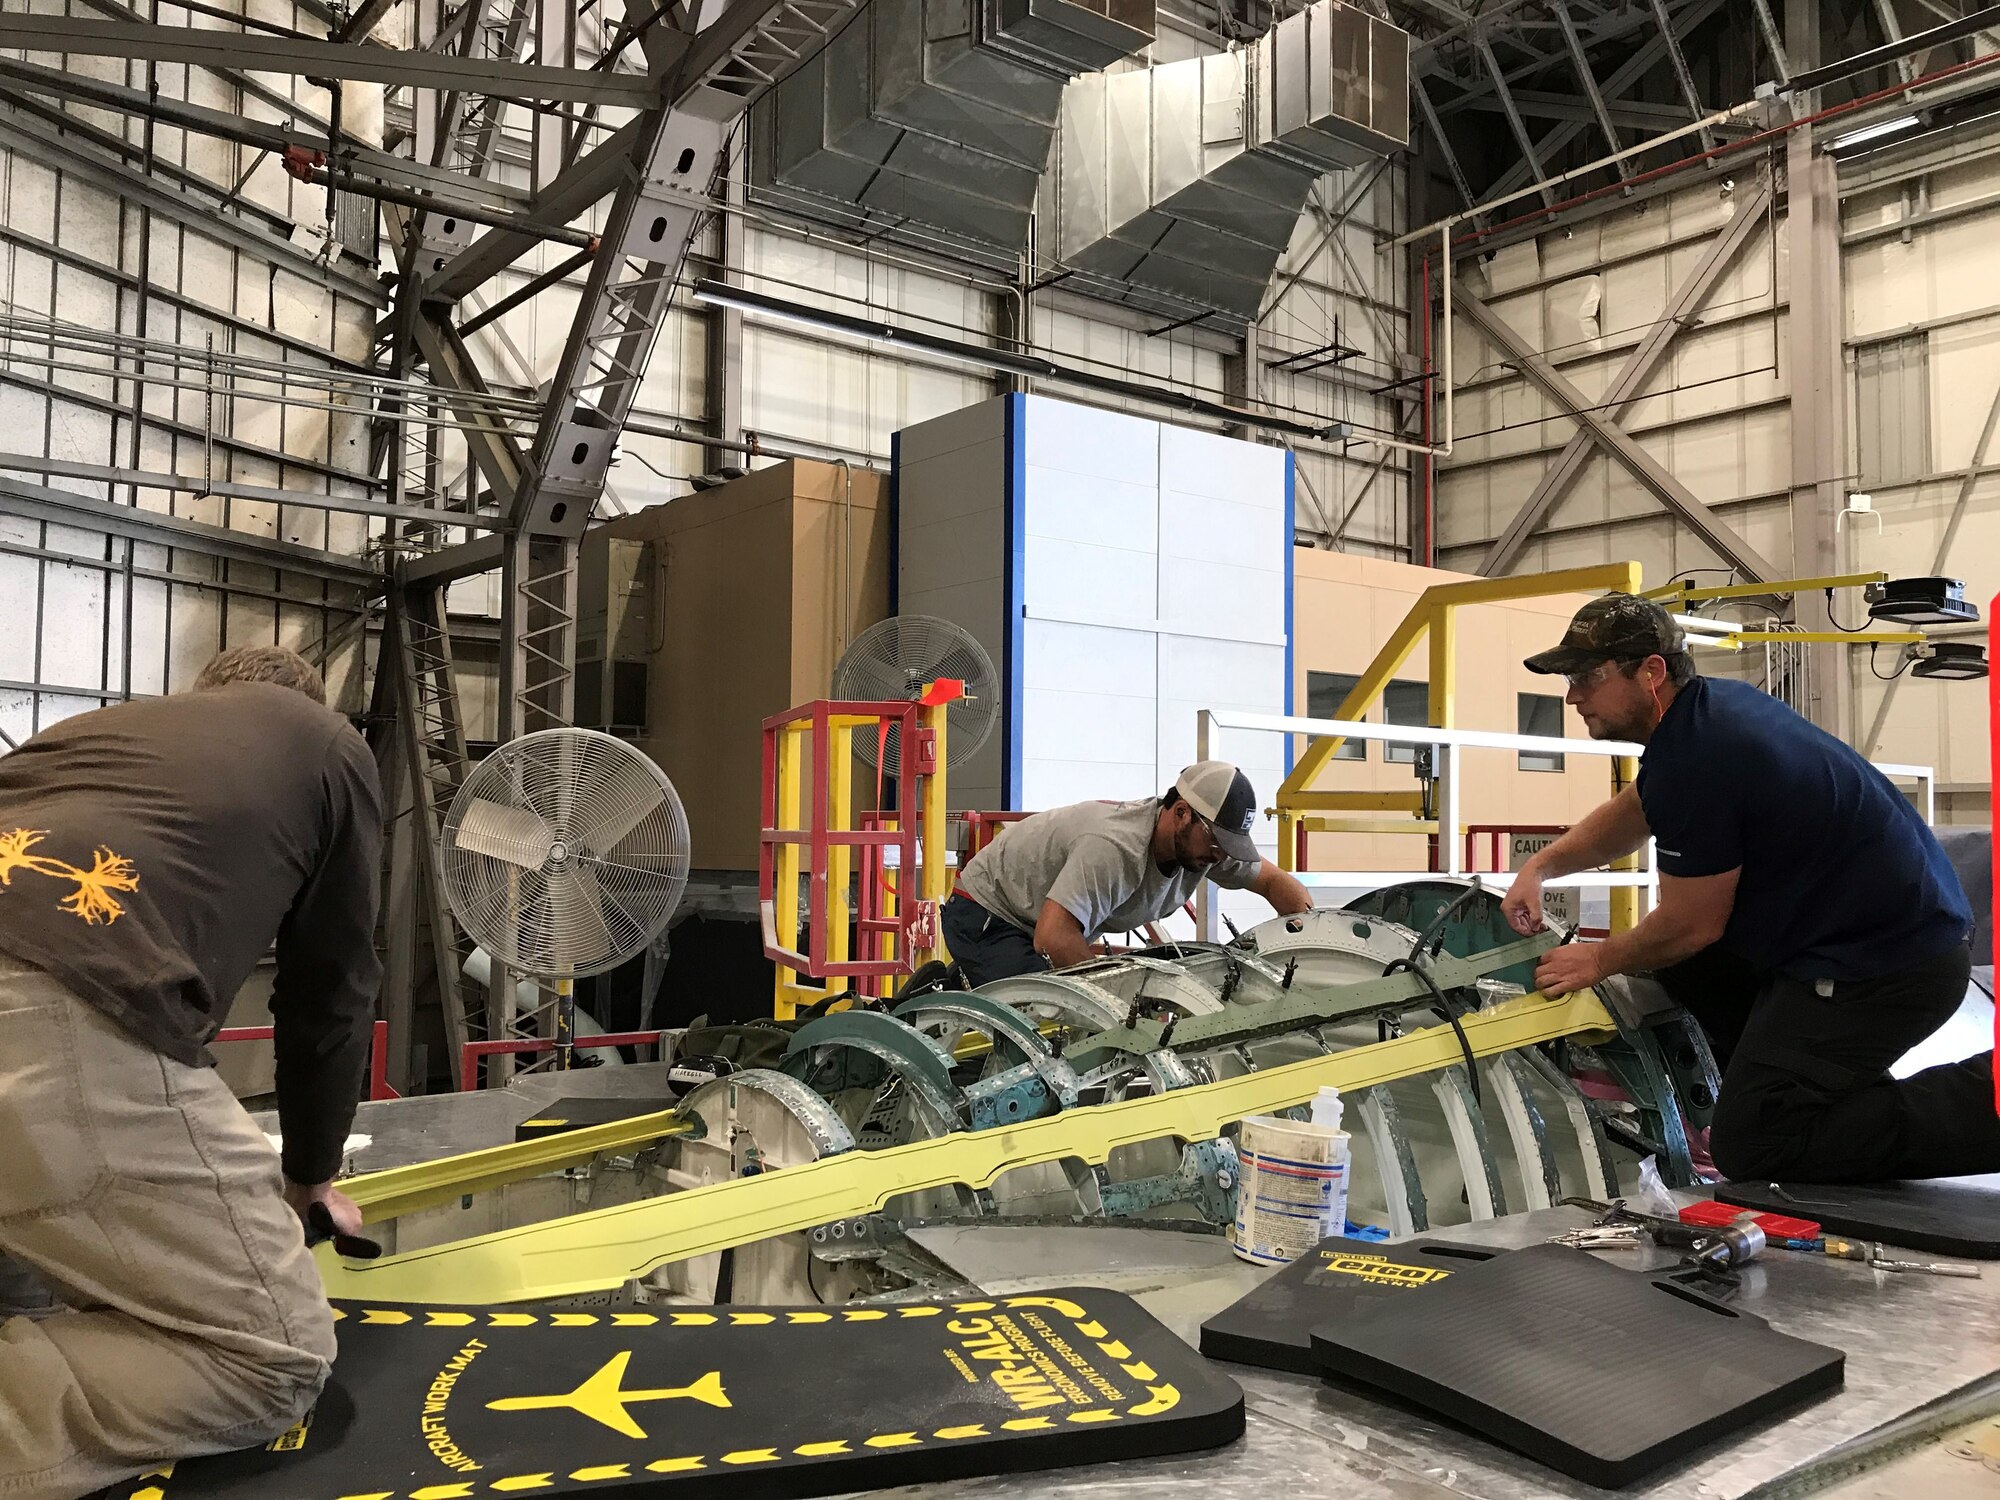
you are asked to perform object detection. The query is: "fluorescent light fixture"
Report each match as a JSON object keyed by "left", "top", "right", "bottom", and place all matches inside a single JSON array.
[{"left": 1827, "top": 113, "right": 1921, "bottom": 152}]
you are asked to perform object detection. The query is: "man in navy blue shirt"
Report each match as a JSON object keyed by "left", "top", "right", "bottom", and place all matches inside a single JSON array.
[{"left": 1501, "top": 593, "right": 1994, "bottom": 1184}]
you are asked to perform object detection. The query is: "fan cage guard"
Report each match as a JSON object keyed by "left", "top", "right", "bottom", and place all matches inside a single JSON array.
[
  {"left": 831, "top": 615, "right": 999, "bottom": 775},
  {"left": 441, "top": 728, "right": 690, "bottom": 980}
]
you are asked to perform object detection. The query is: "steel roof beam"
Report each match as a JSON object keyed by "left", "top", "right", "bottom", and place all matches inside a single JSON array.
[
  {"left": 1458, "top": 286, "right": 1781, "bottom": 582},
  {"left": 0, "top": 477, "right": 383, "bottom": 590},
  {"left": 1554, "top": 0, "right": 1632, "bottom": 180},
  {"left": 1479, "top": 177, "right": 1776, "bottom": 575},
  {"left": 0, "top": 16, "right": 666, "bottom": 103},
  {"left": 1473, "top": 28, "right": 1556, "bottom": 207},
  {"left": 1649, "top": 0, "right": 1717, "bottom": 153},
  {"left": 1480, "top": 0, "right": 1727, "bottom": 202}
]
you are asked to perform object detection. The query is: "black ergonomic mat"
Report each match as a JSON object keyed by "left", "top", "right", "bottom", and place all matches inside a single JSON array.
[
  {"left": 1718, "top": 1174, "right": 2000, "bottom": 1258},
  {"left": 1200, "top": 1235, "right": 1501, "bottom": 1374},
  {"left": 514, "top": 1097, "right": 680, "bottom": 1141},
  {"left": 93, "top": 1289, "right": 1242, "bottom": 1500},
  {"left": 1309, "top": 1244, "right": 1844, "bottom": 1488}
]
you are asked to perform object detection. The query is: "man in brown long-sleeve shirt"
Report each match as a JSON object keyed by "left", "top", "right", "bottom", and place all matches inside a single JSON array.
[{"left": 0, "top": 645, "right": 382, "bottom": 1500}]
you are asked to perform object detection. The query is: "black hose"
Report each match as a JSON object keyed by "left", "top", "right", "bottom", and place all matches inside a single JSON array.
[{"left": 1383, "top": 954, "right": 1482, "bottom": 1106}]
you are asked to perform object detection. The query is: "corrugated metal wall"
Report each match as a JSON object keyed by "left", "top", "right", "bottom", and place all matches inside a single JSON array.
[{"left": 1433, "top": 151, "right": 1996, "bottom": 811}]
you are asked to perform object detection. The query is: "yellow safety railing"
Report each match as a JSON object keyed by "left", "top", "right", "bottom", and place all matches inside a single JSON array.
[{"left": 1276, "top": 562, "right": 1644, "bottom": 930}]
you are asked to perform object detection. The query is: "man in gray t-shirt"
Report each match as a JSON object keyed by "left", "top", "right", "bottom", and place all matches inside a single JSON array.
[{"left": 944, "top": 761, "right": 1313, "bottom": 988}]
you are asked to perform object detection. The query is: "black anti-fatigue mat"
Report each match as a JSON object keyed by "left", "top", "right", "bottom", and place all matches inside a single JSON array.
[
  {"left": 514, "top": 1096, "right": 679, "bottom": 1141},
  {"left": 96, "top": 1288, "right": 1242, "bottom": 1500},
  {"left": 1309, "top": 1244, "right": 1844, "bottom": 1489},
  {"left": 1718, "top": 1174, "right": 2000, "bottom": 1258},
  {"left": 1200, "top": 1235, "right": 1500, "bottom": 1374}
]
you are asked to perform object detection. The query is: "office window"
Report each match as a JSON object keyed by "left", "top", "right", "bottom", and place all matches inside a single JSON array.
[
  {"left": 1518, "top": 693, "right": 1566, "bottom": 772},
  {"left": 1306, "top": 671, "right": 1367, "bottom": 760},
  {"left": 1383, "top": 678, "right": 1429, "bottom": 765}
]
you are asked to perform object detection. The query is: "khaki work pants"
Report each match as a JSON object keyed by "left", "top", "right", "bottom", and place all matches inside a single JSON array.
[{"left": 0, "top": 959, "right": 336, "bottom": 1500}]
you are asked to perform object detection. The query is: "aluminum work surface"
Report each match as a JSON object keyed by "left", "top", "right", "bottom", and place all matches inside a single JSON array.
[{"left": 901, "top": 1209, "right": 2000, "bottom": 1500}]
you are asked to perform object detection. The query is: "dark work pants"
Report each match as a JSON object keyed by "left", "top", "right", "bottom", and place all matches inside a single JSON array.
[
  {"left": 1657, "top": 941, "right": 2000, "bottom": 1183},
  {"left": 941, "top": 894, "right": 1050, "bottom": 990}
]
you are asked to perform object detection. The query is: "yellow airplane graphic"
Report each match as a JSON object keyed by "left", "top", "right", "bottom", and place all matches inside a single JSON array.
[{"left": 488, "top": 1353, "right": 731, "bottom": 1440}]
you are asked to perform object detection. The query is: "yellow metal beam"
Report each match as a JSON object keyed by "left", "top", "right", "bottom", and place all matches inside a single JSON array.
[
  {"left": 1282, "top": 790, "right": 1429, "bottom": 813},
  {"left": 1280, "top": 562, "right": 1641, "bottom": 870},
  {"left": 1302, "top": 818, "right": 1440, "bottom": 835},
  {"left": 317, "top": 987, "right": 1617, "bottom": 1305},
  {"left": 343, "top": 1110, "right": 694, "bottom": 1223},
  {"left": 1643, "top": 572, "right": 1886, "bottom": 604},
  {"left": 1725, "top": 630, "right": 1922, "bottom": 645}
]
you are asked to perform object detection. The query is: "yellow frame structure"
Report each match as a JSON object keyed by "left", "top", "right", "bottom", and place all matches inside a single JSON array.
[
  {"left": 321, "top": 985, "right": 1618, "bottom": 1305},
  {"left": 1275, "top": 562, "right": 1645, "bottom": 928},
  {"left": 769, "top": 696, "right": 953, "bottom": 1019}
]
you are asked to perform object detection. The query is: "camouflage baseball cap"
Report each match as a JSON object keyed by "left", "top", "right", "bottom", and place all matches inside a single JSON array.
[{"left": 1524, "top": 593, "right": 1686, "bottom": 676}]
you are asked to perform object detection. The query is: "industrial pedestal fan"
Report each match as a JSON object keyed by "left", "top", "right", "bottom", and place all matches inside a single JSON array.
[
  {"left": 442, "top": 728, "right": 690, "bottom": 1079},
  {"left": 830, "top": 614, "right": 999, "bottom": 775}
]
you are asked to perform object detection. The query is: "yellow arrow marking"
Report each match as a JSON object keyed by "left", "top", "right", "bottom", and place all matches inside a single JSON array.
[
  {"left": 139, "top": 1467, "right": 176, "bottom": 1480},
  {"left": 551, "top": 1314, "right": 598, "bottom": 1327},
  {"left": 669, "top": 1313, "right": 716, "bottom": 1327},
  {"left": 728, "top": 1312, "right": 774, "bottom": 1325},
  {"left": 360, "top": 1309, "right": 410, "bottom": 1325},
  {"left": 1121, "top": 1361, "right": 1157, "bottom": 1381},
  {"left": 793, "top": 1441, "right": 850, "bottom": 1456},
  {"left": 569, "top": 1466, "right": 630, "bottom": 1483},
  {"left": 611, "top": 1313, "right": 657, "bottom": 1326},
  {"left": 786, "top": 1312, "right": 831, "bottom": 1323},
  {"left": 409, "top": 1485, "right": 474, "bottom": 1499},
  {"left": 1008, "top": 1296, "right": 1087, "bottom": 1318},
  {"left": 490, "top": 1476, "right": 555, "bottom": 1492},
  {"left": 898, "top": 1306, "right": 941, "bottom": 1317},
  {"left": 334, "top": 1493, "right": 394, "bottom": 1500},
  {"left": 645, "top": 1457, "right": 705, "bottom": 1474},
  {"left": 865, "top": 1433, "right": 920, "bottom": 1448},
  {"left": 934, "top": 1425, "right": 987, "bottom": 1440},
  {"left": 426, "top": 1312, "right": 475, "bottom": 1327},
  {"left": 1130, "top": 1383, "right": 1181, "bottom": 1416},
  {"left": 841, "top": 1310, "right": 886, "bottom": 1321},
  {"left": 330, "top": 1308, "right": 346, "bottom": 1321},
  {"left": 490, "top": 1313, "right": 537, "bottom": 1327},
  {"left": 721, "top": 1449, "right": 780, "bottom": 1464},
  {"left": 1095, "top": 1340, "right": 1131, "bottom": 1359},
  {"left": 130, "top": 1490, "right": 164, "bottom": 1500},
  {"left": 1074, "top": 1321, "right": 1107, "bottom": 1339},
  {"left": 487, "top": 1354, "right": 730, "bottom": 1439},
  {"left": 954, "top": 1302, "right": 995, "bottom": 1312},
  {"left": 1003, "top": 1417, "right": 1054, "bottom": 1431},
  {"left": 1068, "top": 1410, "right": 1119, "bottom": 1424}
]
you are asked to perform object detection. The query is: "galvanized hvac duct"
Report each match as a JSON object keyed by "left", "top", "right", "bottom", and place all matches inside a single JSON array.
[
  {"left": 1049, "top": 3, "right": 1410, "bottom": 320},
  {"left": 750, "top": 0, "right": 1154, "bottom": 256}
]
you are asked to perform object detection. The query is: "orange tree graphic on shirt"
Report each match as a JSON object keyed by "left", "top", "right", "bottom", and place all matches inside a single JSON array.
[{"left": 0, "top": 829, "right": 140, "bottom": 925}]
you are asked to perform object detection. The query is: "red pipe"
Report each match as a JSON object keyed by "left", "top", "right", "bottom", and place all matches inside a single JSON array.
[
  {"left": 215, "top": 1020, "right": 396, "bottom": 1100},
  {"left": 1444, "top": 46, "right": 2000, "bottom": 256}
]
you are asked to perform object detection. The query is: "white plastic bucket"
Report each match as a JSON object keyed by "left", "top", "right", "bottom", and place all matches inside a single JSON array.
[{"left": 1229, "top": 1113, "right": 1351, "bottom": 1266}]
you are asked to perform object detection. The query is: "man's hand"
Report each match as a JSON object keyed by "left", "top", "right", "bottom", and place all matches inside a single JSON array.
[
  {"left": 1501, "top": 864, "right": 1548, "bottom": 936},
  {"left": 1534, "top": 942, "right": 1605, "bottom": 998},
  {"left": 284, "top": 1179, "right": 363, "bottom": 1239}
]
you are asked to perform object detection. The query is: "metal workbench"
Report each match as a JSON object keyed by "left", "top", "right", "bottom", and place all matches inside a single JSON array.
[{"left": 293, "top": 1076, "right": 2000, "bottom": 1499}]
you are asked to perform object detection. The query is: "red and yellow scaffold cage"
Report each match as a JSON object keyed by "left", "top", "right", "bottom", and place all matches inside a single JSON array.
[{"left": 758, "top": 682, "right": 960, "bottom": 1019}]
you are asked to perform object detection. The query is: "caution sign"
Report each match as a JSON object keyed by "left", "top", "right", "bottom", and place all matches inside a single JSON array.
[
  {"left": 98, "top": 1290, "right": 1241, "bottom": 1500},
  {"left": 1200, "top": 1235, "right": 1500, "bottom": 1375}
]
